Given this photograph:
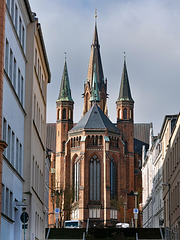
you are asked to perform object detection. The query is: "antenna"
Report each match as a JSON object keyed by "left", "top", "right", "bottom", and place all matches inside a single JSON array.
[
  {"left": 95, "top": 9, "right": 97, "bottom": 24},
  {"left": 64, "top": 52, "right": 67, "bottom": 61},
  {"left": 124, "top": 51, "right": 126, "bottom": 61}
]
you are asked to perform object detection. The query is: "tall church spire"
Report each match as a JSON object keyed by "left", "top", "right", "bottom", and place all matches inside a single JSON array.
[
  {"left": 117, "top": 59, "right": 134, "bottom": 102},
  {"left": 90, "top": 64, "right": 100, "bottom": 102},
  {"left": 83, "top": 20, "right": 108, "bottom": 116},
  {"left": 57, "top": 60, "right": 73, "bottom": 102},
  {"left": 86, "top": 23, "right": 104, "bottom": 90}
]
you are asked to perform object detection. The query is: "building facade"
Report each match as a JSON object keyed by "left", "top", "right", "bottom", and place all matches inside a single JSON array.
[
  {"left": 1, "top": 1, "right": 51, "bottom": 239},
  {"left": 1, "top": 0, "right": 32, "bottom": 239},
  {"left": 48, "top": 22, "right": 150, "bottom": 228},
  {"left": 0, "top": 0, "right": 8, "bottom": 227},
  {"left": 142, "top": 130, "right": 164, "bottom": 228},
  {"left": 161, "top": 114, "right": 180, "bottom": 238},
  {"left": 23, "top": 17, "right": 51, "bottom": 240}
]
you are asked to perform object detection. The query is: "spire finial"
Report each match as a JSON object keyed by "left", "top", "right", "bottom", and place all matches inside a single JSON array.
[
  {"left": 95, "top": 9, "right": 97, "bottom": 24},
  {"left": 124, "top": 52, "right": 126, "bottom": 61},
  {"left": 64, "top": 52, "right": 67, "bottom": 61}
]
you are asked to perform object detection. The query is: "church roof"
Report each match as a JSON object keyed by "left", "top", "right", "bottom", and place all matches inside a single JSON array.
[
  {"left": 46, "top": 123, "right": 56, "bottom": 153},
  {"left": 117, "top": 60, "right": 134, "bottom": 102},
  {"left": 57, "top": 61, "right": 73, "bottom": 102},
  {"left": 86, "top": 24, "right": 104, "bottom": 91},
  {"left": 69, "top": 103, "right": 120, "bottom": 133},
  {"left": 134, "top": 123, "right": 152, "bottom": 155}
]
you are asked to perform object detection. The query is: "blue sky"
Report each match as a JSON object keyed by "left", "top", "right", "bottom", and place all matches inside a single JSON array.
[{"left": 30, "top": 0, "right": 180, "bottom": 135}]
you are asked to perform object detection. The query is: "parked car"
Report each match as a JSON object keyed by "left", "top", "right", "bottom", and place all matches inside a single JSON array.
[{"left": 116, "top": 223, "right": 129, "bottom": 228}]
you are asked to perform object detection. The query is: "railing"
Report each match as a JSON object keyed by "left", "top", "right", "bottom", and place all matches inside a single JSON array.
[
  {"left": 165, "top": 227, "right": 179, "bottom": 240},
  {"left": 136, "top": 232, "right": 138, "bottom": 240}
]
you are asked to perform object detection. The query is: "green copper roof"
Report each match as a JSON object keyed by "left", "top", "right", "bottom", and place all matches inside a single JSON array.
[
  {"left": 57, "top": 61, "right": 73, "bottom": 102},
  {"left": 90, "top": 64, "right": 100, "bottom": 102},
  {"left": 117, "top": 60, "right": 134, "bottom": 102}
]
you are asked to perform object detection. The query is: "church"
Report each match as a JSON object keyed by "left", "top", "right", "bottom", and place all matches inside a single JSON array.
[{"left": 47, "top": 22, "right": 151, "bottom": 228}]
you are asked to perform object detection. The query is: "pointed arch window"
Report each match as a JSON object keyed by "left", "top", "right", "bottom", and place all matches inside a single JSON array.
[
  {"left": 123, "top": 108, "right": 127, "bottom": 119},
  {"left": 125, "top": 141, "right": 128, "bottom": 153},
  {"left": 62, "top": 141, "right": 66, "bottom": 152},
  {"left": 90, "top": 155, "right": 100, "bottom": 201},
  {"left": 110, "top": 156, "right": 117, "bottom": 200},
  {"left": 74, "top": 157, "right": 80, "bottom": 202},
  {"left": 62, "top": 108, "right": 66, "bottom": 120}
]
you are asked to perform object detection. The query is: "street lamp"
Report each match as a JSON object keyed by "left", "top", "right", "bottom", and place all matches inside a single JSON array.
[
  {"left": 123, "top": 202, "right": 127, "bottom": 223},
  {"left": 127, "top": 191, "right": 139, "bottom": 228},
  {"left": 162, "top": 182, "right": 171, "bottom": 230}
]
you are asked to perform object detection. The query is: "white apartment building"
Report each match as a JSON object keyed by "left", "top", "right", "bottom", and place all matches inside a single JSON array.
[
  {"left": 142, "top": 127, "right": 164, "bottom": 228},
  {"left": 1, "top": 0, "right": 32, "bottom": 239}
]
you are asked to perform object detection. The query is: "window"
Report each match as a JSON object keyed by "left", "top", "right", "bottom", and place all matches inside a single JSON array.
[
  {"left": 5, "top": 188, "right": 9, "bottom": 216},
  {"left": 2, "top": 184, "right": 5, "bottom": 214},
  {"left": 89, "top": 207, "right": 100, "bottom": 218},
  {"left": 110, "top": 209, "right": 117, "bottom": 219},
  {"left": 11, "top": 131, "right": 15, "bottom": 167},
  {"left": 22, "top": 26, "right": 25, "bottom": 50},
  {"left": 123, "top": 108, "right": 127, "bottom": 119},
  {"left": 62, "top": 108, "right": 66, "bottom": 120},
  {"left": 15, "top": 4, "right": 18, "bottom": 30},
  {"left": 5, "top": 39, "right": 9, "bottom": 73},
  {"left": 13, "top": 57, "right": 16, "bottom": 88},
  {"left": 16, "top": 138, "right": 19, "bottom": 171},
  {"left": 125, "top": 141, "right": 128, "bottom": 153},
  {"left": 3, "top": 118, "right": 7, "bottom": 142},
  {"left": 19, "top": 17, "right": 22, "bottom": 41},
  {"left": 34, "top": 94, "right": 36, "bottom": 120},
  {"left": 74, "top": 158, "right": 80, "bottom": 202},
  {"left": 18, "top": 68, "right": 20, "bottom": 98},
  {"left": 9, "top": 191, "right": 13, "bottom": 219},
  {"left": 110, "top": 157, "right": 117, "bottom": 200},
  {"left": 19, "top": 144, "right": 22, "bottom": 174},
  {"left": 7, "top": 0, "right": 10, "bottom": 10},
  {"left": 90, "top": 155, "right": 100, "bottom": 201},
  {"left": 35, "top": 49, "right": 37, "bottom": 68},
  {"left": 7, "top": 125, "right": 11, "bottom": 162},
  {"left": 62, "top": 141, "right": 66, "bottom": 152},
  {"left": 38, "top": 59, "right": 39, "bottom": 78},
  {"left": 11, "top": 0, "right": 14, "bottom": 22},
  {"left": 21, "top": 76, "right": 23, "bottom": 104},
  {"left": 9, "top": 49, "right": 13, "bottom": 81},
  {"left": 69, "top": 109, "right": 71, "bottom": 120},
  {"left": 57, "top": 109, "right": 60, "bottom": 120}
]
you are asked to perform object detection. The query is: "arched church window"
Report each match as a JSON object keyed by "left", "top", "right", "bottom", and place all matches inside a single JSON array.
[
  {"left": 125, "top": 141, "right": 128, "bottom": 153},
  {"left": 62, "top": 108, "right": 66, "bottom": 120},
  {"left": 118, "top": 109, "right": 121, "bottom": 119},
  {"left": 57, "top": 109, "right": 60, "bottom": 120},
  {"left": 129, "top": 109, "right": 132, "bottom": 119},
  {"left": 62, "top": 141, "right": 66, "bottom": 152},
  {"left": 90, "top": 155, "right": 100, "bottom": 201},
  {"left": 110, "top": 156, "right": 117, "bottom": 200},
  {"left": 123, "top": 108, "right": 127, "bottom": 119},
  {"left": 74, "top": 157, "right": 80, "bottom": 202},
  {"left": 69, "top": 109, "right": 71, "bottom": 120}
]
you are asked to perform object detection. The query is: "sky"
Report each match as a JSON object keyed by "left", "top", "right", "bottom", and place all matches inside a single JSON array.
[{"left": 29, "top": 0, "right": 180, "bottom": 135}]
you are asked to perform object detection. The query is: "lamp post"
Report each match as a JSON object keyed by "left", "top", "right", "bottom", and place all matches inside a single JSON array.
[
  {"left": 127, "top": 190, "right": 139, "bottom": 228},
  {"left": 162, "top": 183, "right": 171, "bottom": 230},
  {"left": 123, "top": 202, "right": 127, "bottom": 223}
]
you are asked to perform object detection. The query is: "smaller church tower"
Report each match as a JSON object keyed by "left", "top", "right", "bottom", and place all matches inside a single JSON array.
[
  {"left": 116, "top": 58, "right": 135, "bottom": 194},
  {"left": 56, "top": 59, "right": 74, "bottom": 189}
]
